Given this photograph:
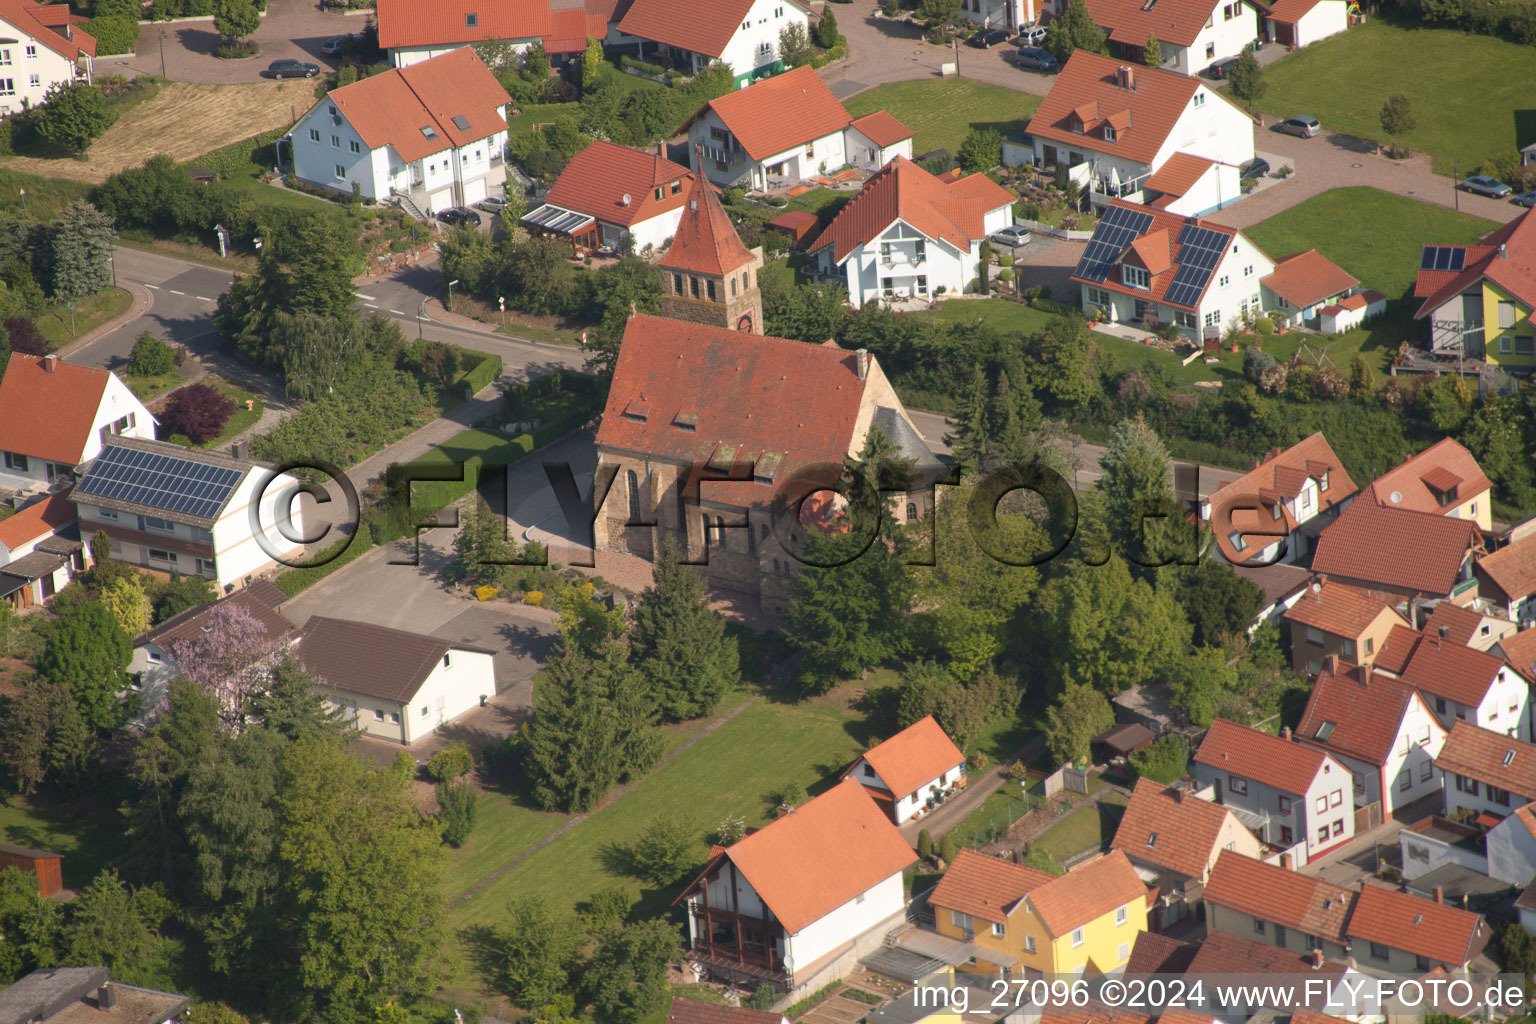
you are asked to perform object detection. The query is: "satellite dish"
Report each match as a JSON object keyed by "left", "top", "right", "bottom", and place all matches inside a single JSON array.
[
  {"left": 621, "top": 192, "right": 632, "bottom": 205},
  {"left": 1389, "top": 490, "right": 1402, "bottom": 504}
]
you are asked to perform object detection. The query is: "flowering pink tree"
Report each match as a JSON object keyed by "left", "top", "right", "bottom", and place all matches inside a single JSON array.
[{"left": 167, "top": 603, "right": 287, "bottom": 731}]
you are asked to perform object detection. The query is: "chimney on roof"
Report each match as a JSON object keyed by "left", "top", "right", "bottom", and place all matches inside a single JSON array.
[
  {"left": 1281, "top": 852, "right": 1292, "bottom": 870},
  {"left": 856, "top": 349, "right": 869, "bottom": 381},
  {"left": 1433, "top": 885, "right": 1444, "bottom": 904},
  {"left": 42, "top": 353, "right": 57, "bottom": 372},
  {"left": 1311, "top": 949, "right": 1323, "bottom": 970}
]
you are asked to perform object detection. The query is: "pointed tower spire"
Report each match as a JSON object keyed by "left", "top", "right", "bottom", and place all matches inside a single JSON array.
[{"left": 658, "top": 150, "right": 764, "bottom": 334}]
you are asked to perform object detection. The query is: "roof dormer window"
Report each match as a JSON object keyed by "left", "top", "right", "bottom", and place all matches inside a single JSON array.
[{"left": 466, "top": 12, "right": 478, "bottom": 27}]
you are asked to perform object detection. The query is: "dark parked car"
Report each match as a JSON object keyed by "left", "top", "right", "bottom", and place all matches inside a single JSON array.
[
  {"left": 1513, "top": 190, "right": 1536, "bottom": 208},
  {"left": 438, "top": 207, "right": 483, "bottom": 227},
  {"left": 1276, "top": 115, "right": 1321, "bottom": 138},
  {"left": 1459, "top": 175, "right": 1512, "bottom": 198},
  {"left": 1240, "top": 157, "right": 1270, "bottom": 180},
  {"left": 969, "top": 27, "right": 1011, "bottom": 47},
  {"left": 1205, "top": 57, "right": 1239, "bottom": 78},
  {"left": 1015, "top": 45, "right": 1058, "bottom": 71},
  {"left": 267, "top": 59, "right": 320, "bottom": 79}
]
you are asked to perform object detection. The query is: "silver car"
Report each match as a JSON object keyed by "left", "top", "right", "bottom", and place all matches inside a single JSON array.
[{"left": 991, "top": 225, "right": 1032, "bottom": 248}]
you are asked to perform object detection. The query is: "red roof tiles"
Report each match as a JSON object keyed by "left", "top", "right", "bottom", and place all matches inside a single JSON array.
[
  {"left": 847, "top": 715, "right": 966, "bottom": 800},
  {"left": 1261, "top": 250, "right": 1359, "bottom": 309},
  {"left": 660, "top": 171, "right": 756, "bottom": 276},
  {"left": 1346, "top": 882, "right": 1488, "bottom": 967},
  {"left": 688, "top": 65, "right": 860, "bottom": 162},
  {"left": 1144, "top": 152, "right": 1215, "bottom": 198},
  {"left": 807, "top": 157, "right": 1014, "bottom": 264},
  {"left": 1434, "top": 720, "right": 1536, "bottom": 801},
  {"left": 1415, "top": 208, "right": 1536, "bottom": 321},
  {"left": 1205, "top": 433, "right": 1355, "bottom": 563},
  {"left": 1478, "top": 534, "right": 1536, "bottom": 603},
  {"left": 596, "top": 315, "right": 867, "bottom": 508},
  {"left": 1369, "top": 439, "right": 1492, "bottom": 518},
  {"left": 0, "top": 490, "right": 74, "bottom": 553},
  {"left": 1203, "top": 851, "right": 1354, "bottom": 944},
  {"left": 545, "top": 140, "right": 692, "bottom": 229},
  {"left": 848, "top": 110, "right": 914, "bottom": 148},
  {"left": 1296, "top": 665, "right": 1427, "bottom": 766},
  {"left": 1396, "top": 634, "right": 1514, "bottom": 707},
  {"left": 1113, "top": 779, "right": 1245, "bottom": 880},
  {"left": 1282, "top": 580, "right": 1403, "bottom": 640},
  {"left": 375, "top": 0, "right": 551, "bottom": 50},
  {"left": 1194, "top": 718, "right": 1332, "bottom": 796},
  {"left": 931, "top": 848, "right": 1056, "bottom": 924},
  {"left": 1311, "top": 494, "right": 1476, "bottom": 596},
  {"left": 327, "top": 48, "right": 510, "bottom": 164},
  {"left": 0, "top": 354, "right": 115, "bottom": 465}
]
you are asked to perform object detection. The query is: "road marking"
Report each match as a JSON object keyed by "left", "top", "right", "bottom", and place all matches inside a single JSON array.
[
  {"left": 356, "top": 293, "right": 378, "bottom": 300},
  {"left": 170, "top": 289, "right": 185, "bottom": 295},
  {"left": 144, "top": 284, "right": 159, "bottom": 290},
  {"left": 389, "top": 309, "right": 405, "bottom": 315}
]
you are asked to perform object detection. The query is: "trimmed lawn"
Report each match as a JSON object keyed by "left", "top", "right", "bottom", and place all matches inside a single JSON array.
[
  {"left": 0, "top": 794, "right": 120, "bottom": 889},
  {"left": 38, "top": 287, "right": 134, "bottom": 349},
  {"left": 1256, "top": 21, "right": 1536, "bottom": 174},
  {"left": 843, "top": 79, "right": 1041, "bottom": 158}
]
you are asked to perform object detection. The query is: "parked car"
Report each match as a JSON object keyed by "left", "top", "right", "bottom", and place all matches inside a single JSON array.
[
  {"left": 438, "top": 207, "right": 483, "bottom": 227},
  {"left": 1513, "top": 190, "right": 1536, "bottom": 208},
  {"left": 969, "top": 27, "right": 1011, "bottom": 47},
  {"left": 322, "top": 35, "right": 349, "bottom": 56},
  {"left": 1204, "top": 57, "right": 1239, "bottom": 78},
  {"left": 1015, "top": 46, "right": 1058, "bottom": 71},
  {"left": 991, "top": 225, "right": 1032, "bottom": 248},
  {"left": 1276, "top": 115, "right": 1321, "bottom": 138},
  {"left": 1460, "top": 175, "right": 1512, "bottom": 198},
  {"left": 267, "top": 59, "right": 320, "bottom": 79},
  {"left": 1240, "top": 157, "right": 1270, "bottom": 180},
  {"left": 1017, "top": 24, "right": 1048, "bottom": 46},
  {"left": 477, "top": 196, "right": 509, "bottom": 214}
]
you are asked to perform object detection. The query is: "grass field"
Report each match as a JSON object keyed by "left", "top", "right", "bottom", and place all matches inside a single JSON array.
[
  {"left": 1257, "top": 21, "right": 1536, "bottom": 174},
  {"left": 1, "top": 82, "right": 303, "bottom": 185},
  {"left": 38, "top": 287, "right": 134, "bottom": 349},
  {"left": 0, "top": 794, "right": 120, "bottom": 889},
  {"left": 843, "top": 79, "right": 1040, "bottom": 158}
]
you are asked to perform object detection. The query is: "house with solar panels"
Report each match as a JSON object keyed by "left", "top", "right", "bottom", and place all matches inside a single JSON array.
[{"left": 72, "top": 437, "right": 305, "bottom": 593}]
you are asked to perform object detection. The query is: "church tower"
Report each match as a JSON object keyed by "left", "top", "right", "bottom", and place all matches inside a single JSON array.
[{"left": 658, "top": 163, "right": 763, "bottom": 334}]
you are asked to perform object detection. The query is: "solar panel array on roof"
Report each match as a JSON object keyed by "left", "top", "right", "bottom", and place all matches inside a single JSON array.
[
  {"left": 521, "top": 203, "right": 596, "bottom": 234},
  {"left": 76, "top": 444, "right": 243, "bottom": 521},
  {"left": 1420, "top": 246, "right": 1466, "bottom": 272},
  {"left": 1075, "top": 204, "right": 1155, "bottom": 283},
  {"left": 1163, "top": 223, "right": 1228, "bottom": 308}
]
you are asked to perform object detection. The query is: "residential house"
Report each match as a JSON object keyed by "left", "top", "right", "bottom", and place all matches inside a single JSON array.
[
  {"left": 0, "top": 842, "right": 62, "bottom": 898},
  {"left": 1435, "top": 721, "right": 1536, "bottom": 818},
  {"left": 1081, "top": 0, "right": 1264, "bottom": 77},
  {"left": 1413, "top": 207, "right": 1536, "bottom": 371},
  {"left": 1311, "top": 496, "right": 1481, "bottom": 604},
  {"left": 1022, "top": 52, "right": 1256, "bottom": 207},
  {"left": 1282, "top": 581, "right": 1408, "bottom": 675},
  {"left": 288, "top": 48, "right": 510, "bottom": 214},
  {"left": 1071, "top": 200, "right": 1272, "bottom": 343},
  {"left": 840, "top": 715, "right": 967, "bottom": 825},
  {"left": 930, "top": 849, "right": 1150, "bottom": 977},
  {"left": 594, "top": 313, "right": 940, "bottom": 612},
  {"left": 1495, "top": 627, "right": 1536, "bottom": 681},
  {"left": 1345, "top": 883, "right": 1489, "bottom": 975},
  {"left": 807, "top": 158, "right": 1014, "bottom": 308},
  {"left": 1476, "top": 533, "right": 1536, "bottom": 626},
  {"left": 675, "top": 778, "right": 916, "bottom": 993},
  {"left": 374, "top": 0, "right": 551, "bottom": 67},
  {"left": 1202, "top": 850, "right": 1354, "bottom": 961},
  {"left": 0, "top": 490, "right": 83, "bottom": 612},
  {"left": 657, "top": 170, "right": 766, "bottom": 334},
  {"left": 1485, "top": 804, "right": 1536, "bottom": 886},
  {"left": 1371, "top": 438, "right": 1493, "bottom": 531},
  {"left": 1422, "top": 599, "right": 1516, "bottom": 652},
  {"left": 0, "top": 967, "right": 187, "bottom": 1024},
  {"left": 295, "top": 616, "right": 495, "bottom": 745},
  {"left": 1110, "top": 778, "right": 1263, "bottom": 928},
  {"left": 0, "top": 353, "right": 154, "bottom": 492},
  {"left": 617, "top": 0, "right": 812, "bottom": 86},
  {"left": 73, "top": 437, "right": 305, "bottom": 593},
  {"left": 127, "top": 580, "right": 292, "bottom": 724},
  {"left": 0, "top": 0, "right": 96, "bottom": 115},
  {"left": 1387, "top": 632, "right": 1531, "bottom": 741},
  {"left": 1192, "top": 718, "right": 1356, "bottom": 863},
  {"left": 1261, "top": 250, "right": 1371, "bottom": 332},
  {"left": 683, "top": 65, "right": 913, "bottom": 189},
  {"left": 1293, "top": 660, "right": 1446, "bottom": 817},
  {"left": 1263, "top": 0, "right": 1349, "bottom": 47},
  {"left": 665, "top": 999, "right": 788, "bottom": 1024},
  {"left": 524, "top": 140, "right": 694, "bottom": 255}
]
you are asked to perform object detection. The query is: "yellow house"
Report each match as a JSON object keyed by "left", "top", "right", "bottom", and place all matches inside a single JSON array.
[
  {"left": 929, "top": 849, "right": 1150, "bottom": 977},
  {"left": 1414, "top": 209, "right": 1536, "bottom": 373}
]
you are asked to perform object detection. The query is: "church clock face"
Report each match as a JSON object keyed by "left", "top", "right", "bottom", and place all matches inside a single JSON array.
[{"left": 736, "top": 313, "right": 754, "bottom": 333}]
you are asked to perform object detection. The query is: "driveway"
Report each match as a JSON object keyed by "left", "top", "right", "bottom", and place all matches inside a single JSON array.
[{"left": 96, "top": 0, "right": 361, "bottom": 84}]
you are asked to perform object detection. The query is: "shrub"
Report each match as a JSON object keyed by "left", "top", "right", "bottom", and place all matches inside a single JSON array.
[
  {"left": 159, "top": 382, "right": 235, "bottom": 443},
  {"left": 127, "top": 332, "right": 174, "bottom": 376},
  {"left": 427, "top": 741, "right": 473, "bottom": 782}
]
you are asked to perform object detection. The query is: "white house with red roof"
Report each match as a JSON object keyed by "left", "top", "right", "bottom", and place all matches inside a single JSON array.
[
  {"left": 1193, "top": 718, "right": 1355, "bottom": 864},
  {"left": 1199, "top": 432, "right": 1355, "bottom": 566},
  {"left": 0, "top": 0, "right": 97, "bottom": 114},
  {"left": 1414, "top": 208, "right": 1536, "bottom": 371},
  {"left": 806, "top": 158, "right": 1015, "bottom": 308},
  {"left": 1083, "top": 0, "right": 1264, "bottom": 77},
  {"left": 841, "top": 715, "right": 967, "bottom": 824},
  {"left": 674, "top": 779, "right": 916, "bottom": 995},
  {"left": 0, "top": 353, "right": 153, "bottom": 492},
  {"left": 288, "top": 48, "right": 510, "bottom": 214},
  {"left": 524, "top": 140, "right": 694, "bottom": 254},
  {"left": 618, "top": 0, "right": 811, "bottom": 86},
  {"left": 0, "top": 490, "right": 84, "bottom": 611},
  {"left": 374, "top": 0, "right": 551, "bottom": 67},
  {"left": 682, "top": 66, "right": 913, "bottom": 190},
  {"left": 1023, "top": 53, "right": 1255, "bottom": 206},
  {"left": 1295, "top": 660, "right": 1445, "bottom": 816}
]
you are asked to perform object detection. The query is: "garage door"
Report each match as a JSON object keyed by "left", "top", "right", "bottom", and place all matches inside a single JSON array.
[
  {"left": 463, "top": 177, "right": 487, "bottom": 206},
  {"left": 429, "top": 189, "right": 451, "bottom": 213}
]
